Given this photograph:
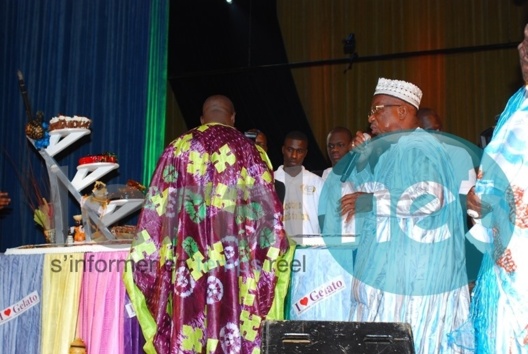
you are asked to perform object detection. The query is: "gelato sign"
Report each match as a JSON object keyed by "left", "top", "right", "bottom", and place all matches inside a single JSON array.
[
  {"left": 293, "top": 276, "right": 345, "bottom": 315},
  {"left": 0, "top": 291, "right": 40, "bottom": 326}
]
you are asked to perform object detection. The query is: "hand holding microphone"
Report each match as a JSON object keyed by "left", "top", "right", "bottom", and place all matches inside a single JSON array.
[
  {"left": 351, "top": 131, "right": 372, "bottom": 151},
  {"left": 466, "top": 185, "right": 493, "bottom": 219},
  {"left": 340, "top": 131, "right": 372, "bottom": 182}
]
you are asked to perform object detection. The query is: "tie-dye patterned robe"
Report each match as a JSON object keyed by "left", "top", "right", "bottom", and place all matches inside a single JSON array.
[
  {"left": 464, "top": 86, "right": 528, "bottom": 353},
  {"left": 124, "top": 123, "right": 288, "bottom": 354}
]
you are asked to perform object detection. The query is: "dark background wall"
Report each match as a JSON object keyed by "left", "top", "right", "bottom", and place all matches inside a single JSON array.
[
  {"left": 167, "top": 0, "right": 326, "bottom": 171},
  {"left": 166, "top": 0, "right": 528, "bottom": 172}
]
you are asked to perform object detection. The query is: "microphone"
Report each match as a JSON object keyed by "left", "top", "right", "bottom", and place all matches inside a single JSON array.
[
  {"left": 17, "top": 70, "right": 33, "bottom": 121},
  {"left": 340, "top": 133, "right": 371, "bottom": 182}
]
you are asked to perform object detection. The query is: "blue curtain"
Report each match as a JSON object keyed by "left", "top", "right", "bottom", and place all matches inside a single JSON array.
[{"left": 0, "top": 0, "right": 168, "bottom": 251}]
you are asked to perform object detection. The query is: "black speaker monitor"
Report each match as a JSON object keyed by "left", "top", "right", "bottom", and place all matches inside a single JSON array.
[{"left": 262, "top": 320, "right": 415, "bottom": 354}]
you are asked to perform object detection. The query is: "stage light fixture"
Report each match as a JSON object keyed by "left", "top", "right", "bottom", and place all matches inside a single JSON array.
[
  {"left": 343, "top": 33, "right": 356, "bottom": 55},
  {"left": 343, "top": 33, "right": 358, "bottom": 73}
]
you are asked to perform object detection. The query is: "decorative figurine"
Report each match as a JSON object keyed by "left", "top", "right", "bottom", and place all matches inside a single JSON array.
[{"left": 72, "top": 214, "right": 85, "bottom": 242}]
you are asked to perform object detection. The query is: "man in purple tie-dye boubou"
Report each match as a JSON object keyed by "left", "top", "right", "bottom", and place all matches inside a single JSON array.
[{"left": 124, "top": 95, "right": 289, "bottom": 354}]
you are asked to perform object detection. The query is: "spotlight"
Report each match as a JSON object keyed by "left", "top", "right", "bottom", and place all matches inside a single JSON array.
[{"left": 226, "top": 0, "right": 232, "bottom": 3}]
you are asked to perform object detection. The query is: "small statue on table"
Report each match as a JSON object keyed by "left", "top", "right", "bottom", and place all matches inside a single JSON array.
[{"left": 69, "top": 214, "right": 85, "bottom": 242}]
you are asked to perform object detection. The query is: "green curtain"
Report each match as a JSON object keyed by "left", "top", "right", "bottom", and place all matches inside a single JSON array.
[{"left": 143, "top": 0, "right": 169, "bottom": 186}]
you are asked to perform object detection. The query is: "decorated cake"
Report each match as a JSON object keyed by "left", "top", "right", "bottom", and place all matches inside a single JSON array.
[
  {"left": 78, "top": 152, "right": 117, "bottom": 165},
  {"left": 126, "top": 179, "right": 146, "bottom": 194},
  {"left": 107, "top": 180, "right": 146, "bottom": 200},
  {"left": 110, "top": 225, "right": 137, "bottom": 239},
  {"left": 49, "top": 115, "right": 91, "bottom": 131}
]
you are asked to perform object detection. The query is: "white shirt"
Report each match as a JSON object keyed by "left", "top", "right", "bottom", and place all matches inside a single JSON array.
[
  {"left": 275, "top": 166, "right": 323, "bottom": 236},
  {"left": 321, "top": 167, "right": 332, "bottom": 181}
]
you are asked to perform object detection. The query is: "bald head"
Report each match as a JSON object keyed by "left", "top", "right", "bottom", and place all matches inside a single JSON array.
[
  {"left": 417, "top": 108, "right": 443, "bottom": 131},
  {"left": 200, "top": 95, "right": 236, "bottom": 126}
]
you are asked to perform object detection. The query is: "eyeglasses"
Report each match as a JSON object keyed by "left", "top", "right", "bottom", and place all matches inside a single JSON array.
[{"left": 368, "top": 104, "right": 401, "bottom": 118}]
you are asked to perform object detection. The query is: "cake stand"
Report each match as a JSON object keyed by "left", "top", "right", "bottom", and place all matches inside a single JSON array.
[{"left": 29, "top": 128, "right": 144, "bottom": 243}]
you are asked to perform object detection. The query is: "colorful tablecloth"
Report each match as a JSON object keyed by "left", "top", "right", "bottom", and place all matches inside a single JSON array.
[
  {"left": 286, "top": 245, "right": 355, "bottom": 321},
  {"left": 1, "top": 243, "right": 351, "bottom": 353},
  {"left": 0, "top": 245, "right": 143, "bottom": 354}
]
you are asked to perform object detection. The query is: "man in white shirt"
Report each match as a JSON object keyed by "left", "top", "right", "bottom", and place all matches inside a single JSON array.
[{"left": 275, "top": 130, "right": 323, "bottom": 236}]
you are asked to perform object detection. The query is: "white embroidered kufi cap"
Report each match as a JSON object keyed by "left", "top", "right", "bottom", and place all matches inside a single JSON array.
[{"left": 373, "top": 78, "right": 423, "bottom": 109}]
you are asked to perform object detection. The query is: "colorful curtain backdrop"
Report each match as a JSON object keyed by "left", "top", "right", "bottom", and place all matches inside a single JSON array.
[
  {"left": 0, "top": 0, "right": 168, "bottom": 251},
  {"left": 0, "top": 249, "right": 145, "bottom": 354}
]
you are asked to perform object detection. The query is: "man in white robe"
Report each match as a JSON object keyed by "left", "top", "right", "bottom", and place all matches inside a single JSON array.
[{"left": 340, "top": 78, "right": 471, "bottom": 353}]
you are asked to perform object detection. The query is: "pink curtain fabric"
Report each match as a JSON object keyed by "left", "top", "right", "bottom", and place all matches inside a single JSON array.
[{"left": 77, "top": 251, "right": 129, "bottom": 354}]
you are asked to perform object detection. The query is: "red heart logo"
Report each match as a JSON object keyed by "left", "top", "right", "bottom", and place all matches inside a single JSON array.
[
  {"left": 3, "top": 308, "right": 11, "bottom": 317},
  {"left": 299, "top": 297, "right": 309, "bottom": 306}
]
